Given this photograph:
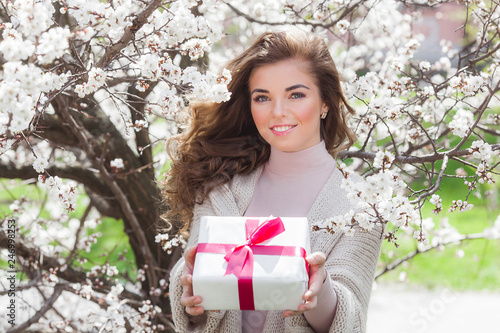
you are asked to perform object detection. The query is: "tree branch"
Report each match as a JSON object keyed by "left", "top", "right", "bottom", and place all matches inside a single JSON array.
[
  {"left": 0, "top": 163, "right": 111, "bottom": 197},
  {"left": 412, "top": 154, "right": 449, "bottom": 204},
  {"left": 339, "top": 144, "right": 500, "bottom": 163},
  {"left": 226, "top": 1, "right": 364, "bottom": 30},
  {"left": 0, "top": 230, "right": 86, "bottom": 283},
  {"left": 453, "top": 82, "right": 500, "bottom": 152},
  {"left": 54, "top": 95, "right": 159, "bottom": 292},
  {"left": 95, "top": 0, "right": 162, "bottom": 68},
  {"left": 376, "top": 232, "right": 488, "bottom": 279},
  {"left": 7, "top": 284, "right": 65, "bottom": 333},
  {"left": 128, "top": 84, "right": 156, "bottom": 181},
  {"left": 0, "top": 229, "right": 143, "bottom": 301}
]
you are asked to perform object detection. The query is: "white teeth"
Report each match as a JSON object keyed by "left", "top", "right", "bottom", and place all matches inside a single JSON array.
[{"left": 272, "top": 125, "right": 294, "bottom": 132}]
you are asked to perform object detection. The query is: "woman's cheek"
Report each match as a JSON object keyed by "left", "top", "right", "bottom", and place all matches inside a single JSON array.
[{"left": 251, "top": 107, "right": 267, "bottom": 132}]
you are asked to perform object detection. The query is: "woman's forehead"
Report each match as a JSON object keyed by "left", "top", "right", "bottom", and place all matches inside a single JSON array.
[{"left": 249, "top": 60, "right": 316, "bottom": 89}]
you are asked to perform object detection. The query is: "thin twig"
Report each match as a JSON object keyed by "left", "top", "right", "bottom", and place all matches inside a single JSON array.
[
  {"left": 7, "top": 284, "right": 65, "bottom": 333},
  {"left": 376, "top": 233, "right": 488, "bottom": 279}
]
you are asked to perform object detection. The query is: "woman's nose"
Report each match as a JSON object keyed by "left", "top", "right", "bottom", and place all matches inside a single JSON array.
[{"left": 271, "top": 99, "right": 286, "bottom": 116}]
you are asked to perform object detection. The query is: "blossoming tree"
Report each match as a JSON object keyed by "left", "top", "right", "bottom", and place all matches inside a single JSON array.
[{"left": 0, "top": 0, "right": 499, "bottom": 331}]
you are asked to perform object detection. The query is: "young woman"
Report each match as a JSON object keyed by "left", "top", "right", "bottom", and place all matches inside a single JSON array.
[{"left": 165, "top": 30, "right": 382, "bottom": 333}]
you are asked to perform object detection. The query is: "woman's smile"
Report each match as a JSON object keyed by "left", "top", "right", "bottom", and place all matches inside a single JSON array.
[{"left": 270, "top": 124, "right": 297, "bottom": 135}]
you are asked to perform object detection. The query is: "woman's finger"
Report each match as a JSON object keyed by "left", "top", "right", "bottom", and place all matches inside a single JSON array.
[
  {"left": 181, "top": 295, "right": 205, "bottom": 316},
  {"left": 180, "top": 246, "right": 205, "bottom": 316},
  {"left": 283, "top": 309, "right": 302, "bottom": 317},
  {"left": 299, "top": 294, "right": 318, "bottom": 311},
  {"left": 183, "top": 245, "right": 198, "bottom": 272},
  {"left": 180, "top": 290, "right": 203, "bottom": 307},
  {"left": 180, "top": 248, "right": 197, "bottom": 298},
  {"left": 304, "top": 252, "right": 326, "bottom": 301},
  {"left": 180, "top": 274, "right": 205, "bottom": 315},
  {"left": 180, "top": 273, "right": 193, "bottom": 294},
  {"left": 304, "top": 272, "right": 323, "bottom": 301}
]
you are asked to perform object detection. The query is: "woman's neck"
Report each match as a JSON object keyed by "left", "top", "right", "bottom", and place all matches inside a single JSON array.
[{"left": 266, "top": 141, "right": 335, "bottom": 177}]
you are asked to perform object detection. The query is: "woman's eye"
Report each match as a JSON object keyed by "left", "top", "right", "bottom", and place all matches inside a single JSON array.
[
  {"left": 253, "top": 95, "right": 269, "bottom": 103},
  {"left": 291, "top": 92, "right": 305, "bottom": 99}
]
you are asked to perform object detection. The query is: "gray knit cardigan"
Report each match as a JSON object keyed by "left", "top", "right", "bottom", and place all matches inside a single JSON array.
[{"left": 169, "top": 165, "right": 382, "bottom": 333}]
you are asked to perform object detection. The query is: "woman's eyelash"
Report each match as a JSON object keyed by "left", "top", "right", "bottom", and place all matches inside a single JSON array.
[
  {"left": 253, "top": 95, "right": 269, "bottom": 102},
  {"left": 252, "top": 92, "right": 305, "bottom": 102},
  {"left": 291, "top": 92, "right": 305, "bottom": 99}
]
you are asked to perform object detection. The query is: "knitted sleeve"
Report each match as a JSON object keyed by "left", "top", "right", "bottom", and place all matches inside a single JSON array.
[
  {"left": 326, "top": 225, "right": 383, "bottom": 333},
  {"left": 169, "top": 200, "right": 228, "bottom": 332}
]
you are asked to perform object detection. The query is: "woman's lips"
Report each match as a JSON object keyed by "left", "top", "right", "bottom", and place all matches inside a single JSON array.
[{"left": 270, "top": 125, "right": 296, "bottom": 136}]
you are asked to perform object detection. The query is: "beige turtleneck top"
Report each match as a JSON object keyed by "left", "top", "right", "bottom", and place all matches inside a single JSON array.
[{"left": 242, "top": 141, "right": 338, "bottom": 333}]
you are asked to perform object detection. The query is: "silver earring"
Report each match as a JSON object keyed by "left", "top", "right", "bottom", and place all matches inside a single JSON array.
[{"left": 320, "top": 112, "right": 327, "bottom": 119}]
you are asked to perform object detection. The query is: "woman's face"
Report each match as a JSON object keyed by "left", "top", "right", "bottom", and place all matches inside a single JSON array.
[{"left": 249, "top": 59, "right": 327, "bottom": 153}]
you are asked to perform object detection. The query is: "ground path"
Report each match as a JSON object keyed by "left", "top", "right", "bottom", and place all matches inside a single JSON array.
[{"left": 367, "top": 283, "right": 500, "bottom": 333}]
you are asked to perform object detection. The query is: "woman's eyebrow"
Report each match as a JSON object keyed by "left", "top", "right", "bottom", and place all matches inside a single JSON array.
[
  {"left": 286, "top": 84, "right": 310, "bottom": 91},
  {"left": 251, "top": 84, "right": 310, "bottom": 95},
  {"left": 250, "top": 88, "right": 269, "bottom": 95}
]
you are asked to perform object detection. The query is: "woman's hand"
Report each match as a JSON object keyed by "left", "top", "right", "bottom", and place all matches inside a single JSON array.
[
  {"left": 180, "top": 246, "right": 205, "bottom": 316},
  {"left": 283, "top": 251, "right": 327, "bottom": 317}
]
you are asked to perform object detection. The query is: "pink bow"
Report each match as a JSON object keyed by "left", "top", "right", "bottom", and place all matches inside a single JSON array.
[{"left": 223, "top": 217, "right": 285, "bottom": 278}]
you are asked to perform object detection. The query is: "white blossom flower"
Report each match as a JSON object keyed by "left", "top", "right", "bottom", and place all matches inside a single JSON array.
[
  {"left": 219, "top": 68, "right": 232, "bottom": 84},
  {"left": 469, "top": 140, "right": 493, "bottom": 161},
  {"left": 33, "top": 157, "right": 49, "bottom": 173},
  {"left": 419, "top": 61, "right": 431, "bottom": 71},
  {"left": 156, "top": 233, "right": 186, "bottom": 254},
  {"left": 449, "top": 109, "right": 474, "bottom": 137},
  {"left": 106, "top": 283, "right": 124, "bottom": 303},
  {"left": 110, "top": 158, "right": 124, "bottom": 170},
  {"left": 131, "top": 119, "right": 149, "bottom": 132},
  {"left": 449, "top": 74, "right": 484, "bottom": 96},
  {"left": 369, "top": 97, "right": 396, "bottom": 117},
  {"left": 475, "top": 162, "right": 495, "bottom": 184},
  {"left": 406, "top": 127, "right": 420, "bottom": 144},
  {"left": 344, "top": 228, "right": 356, "bottom": 237},
  {"left": 373, "top": 150, "right": 395, "bottom": 170},
  {"left": 461, "top": 75, "right": 484, "bottom": 95},
  {"left": 74, "top": 27, "right": 95, "bottom": 42},
  {"left": 37, "top": 27, "right": 72, "bottom": 64},
  {"left": 139, "top": 302, "right": 152, "bottom": 313},
  {"left": 88, "top": 67, "right": 107, "bottom": 89},
  {"left": 211, "top": 84, "right": 231, "bottom": 103},
  {"left": 353, "top": 73, "right": 377, "bottom": 99},
  {"left": 136, "top": 268, "right": 146, "bottom": 282},
  {"left": 336, "top": 20, "right": 350, "bottom": 34},
  {"left": 355, "top": 213, "right": 373, "bottom": 231},
  {"left": 449, "top": 199, "right": 474, "bottom": 213},
  {"left": 80, "top": 284, "right": 94, "bottom": 300},
  {"left": 182, "top": 38, "right": 209, "bottom": 60},
  {"left": 139, "top": 53, "right": 161, "bottom": 80},
  {"left": 106, "top": 266, "right": 119, "bottom": 277},
  {"left": 75, "top": 84, "right": 86, "bottom": 98}
]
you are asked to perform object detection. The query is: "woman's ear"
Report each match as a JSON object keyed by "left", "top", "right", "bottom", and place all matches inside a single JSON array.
[{"left": 320, "top": 104, "right": 329, "bottom": 119}]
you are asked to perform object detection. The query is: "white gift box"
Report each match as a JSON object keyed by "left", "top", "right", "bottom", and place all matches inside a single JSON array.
[{"left": 192, "top": 216, "right": 310, "bottom": 311}]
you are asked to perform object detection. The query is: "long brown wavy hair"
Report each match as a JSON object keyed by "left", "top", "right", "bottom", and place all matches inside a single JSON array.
[{"left": 163, "top": 30, "right": 356, "bottom": 233}]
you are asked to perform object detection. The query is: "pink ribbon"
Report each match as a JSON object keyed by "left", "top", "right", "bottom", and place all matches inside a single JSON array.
[{"left": 197, "top": 217, "right": 308, "bottom": 310}]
